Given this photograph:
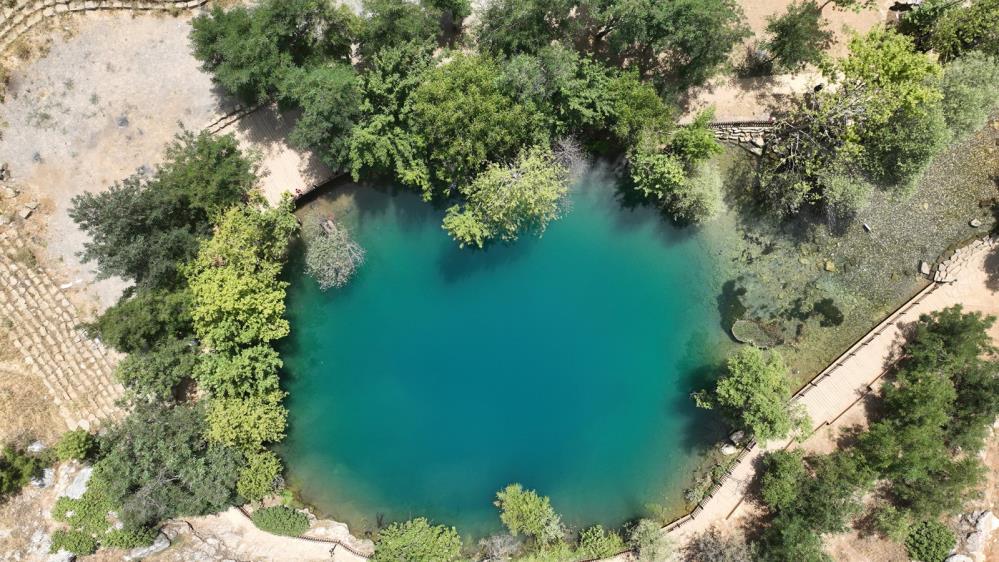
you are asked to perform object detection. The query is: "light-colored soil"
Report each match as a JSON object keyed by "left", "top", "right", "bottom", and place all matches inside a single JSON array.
[
  {"left": 684, "top": 0, "right": 896, "bottom": 121},
  {"left": 0, "top": 11, "right": 223, "bottom": 310}
]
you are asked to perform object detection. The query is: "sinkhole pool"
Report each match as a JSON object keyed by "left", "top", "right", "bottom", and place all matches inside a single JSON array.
[{"left": 279, "top": 166, "right": 730, "bottom": 537}]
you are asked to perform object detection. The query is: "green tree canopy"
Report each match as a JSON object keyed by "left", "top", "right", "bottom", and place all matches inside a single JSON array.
[
  {"left": 495, "top": 483, "right": 564, "bottom": 547},
  {"left": 405, "top": 54, "right": 548, "bottom": 194},
  {"left": 191, "top": 0, "right": 360, "bottom": 103},
  {"left": 69, "top": 131, "right": 256, "bottom": 290},
  {"left": 372, "top": 517, "right": 463, "bottom": 562},
  {"left": 90, "top": 403, "right": 243, "bottom": 528},
  {"left": 763, "top": 1, "right": 833, "bottom": 71},
  {"left": 360, "top": 0, "right": 442, "bottom": 59},
  {"left": 443, "top": 145, "right": 569, "bottom": 248},
  {"left": 186, "top": 202, "right": 297, "bottom": 352},
  {"left": 278, "top": 64, "right": 363, "bottom": 170},
  {"left": 695, "top": 347, "right": 809, "bottom": 442},
  {"left": 939, "top": 51, "right": 999, "bottom": 141}
]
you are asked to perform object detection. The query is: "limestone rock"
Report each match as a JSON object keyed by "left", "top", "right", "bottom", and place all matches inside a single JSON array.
[
  {"left": 751, "top": 136, "right": 765, "bottom": 148},
  {"left": 729, "top": 430, "right": 746, "bottom": 444},
  {"left": 2, "top": 186, "right": 16, "bottom": 198},
  {"left": 123, "top": 532, "right": 170, "bottom": 561},
  {"left": 946, "top": 555, "right": 973, "bottom": 562},
  {"left": 18, "top": 207, "right": 32, "bottom": 219},
  {"left": 721, "top": 443, "right": 738, "bottom": 455},
  {"left": 824, "top": 260, "right": 836, "bottom": 272},
  {"left": 27, "top": 441, "right": 45, "bottom": 453},
  {"left": 970, "top": 218, "right": 983, "bottom": 228},
  {"left": 919, "top": 261, "right": 932, "bottom": 275},
  {"left": 63, "top": 466, "right": 92, "bottom": 500},
  {"left": 47, "top": 550, "right": 74, "bottom": 562}
]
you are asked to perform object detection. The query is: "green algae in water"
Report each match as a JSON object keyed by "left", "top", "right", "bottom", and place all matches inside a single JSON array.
[{"left": 279, "top": 165, "right": 731, "bottom": 538}]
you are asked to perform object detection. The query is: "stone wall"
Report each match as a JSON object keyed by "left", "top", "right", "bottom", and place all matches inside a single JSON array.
[
  {"left": 709, "top": 121, "right": 773, "bottom": 155},
  {"left": 0, "top": 0, "right": 209, "bottom": 52}
]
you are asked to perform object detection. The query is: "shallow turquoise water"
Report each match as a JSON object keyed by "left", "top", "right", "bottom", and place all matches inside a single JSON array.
[{"left": 280, "top": 166, "right": 729, "bottom": 537}]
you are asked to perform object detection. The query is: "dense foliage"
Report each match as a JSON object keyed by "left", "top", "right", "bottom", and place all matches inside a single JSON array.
[
  {"left": 0, "top": 446, "right": 43, "bottom": 500},
  {"left": 250, "top": 505, "right": 311, "bottom": 536},
  {"left": 69, "top": 131, "right": 255, "bottom": 291},
  {"left": 54, "top": 429, "right": 96, "bottom": 462},
  {"left": 372, "top": 517, "right": 463, "bottom": 562},
  {"left": 905, "top": 520, "right": 956, "bottom": 562},
  {"left": 63, "top": 134, "right": 298, "bottom": 555},
  {"left": 191, "top": 0, "right": 750, "bottom": 246},
  {"left": 495, "top": 483, "right": 565, "bottom": 547},
  {"left": 694, "top": 347, "right": 810, "bottom": 442}
]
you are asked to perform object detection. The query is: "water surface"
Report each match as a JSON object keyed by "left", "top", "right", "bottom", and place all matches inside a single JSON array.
[{"left": 281, "top": 166, "right": 728, "bottom": 537}]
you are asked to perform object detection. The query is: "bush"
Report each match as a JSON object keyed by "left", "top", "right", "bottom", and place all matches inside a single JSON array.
[
  {"left": 495, "top": 484, "right": 564, "bottom": 546},
  {"left": 905, "top": 520, "right": 956, "bottom": 562},
  {"left": 250, "top": 506, "right": 310, "bottom": 537},
  {"left": 237, "top": 450, "right": 283, "bottom": 501},
  {"left": 373, "top": 517, "right": 463, "bottom": 562},
  {"left": 939, "top": 51, "right": 999, "bottom": 141},
  {"left": 872, "top": 504, "right": 912, "bottom": 542},
  {"left": 760, "top": 450, "right": 806, "bottom": 511},
  {"left": 628, "top": 519, "right": 673, "bottom": 562},
  {"left": 55, "top": 429, "right": 96, "bottom": 462},
  {"left": 0, "top": 446, "right": 43, "bottom": 499},
  {"left": 49, "top": 529, "right": 97, "bottom": 556},
  {"left": 576, "top": 525, "right": 625, "bottom": 559}
]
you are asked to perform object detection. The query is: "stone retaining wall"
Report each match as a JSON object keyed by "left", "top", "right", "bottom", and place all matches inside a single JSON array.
[
  {"left": 709, "top": 121, "right": 773, "bottom": 155},
  {"left": 0, "top": 0, "right": 209, "bottom": 52},
  {"left": 934, "top": 236, "right": 997, "bottom": 283}
]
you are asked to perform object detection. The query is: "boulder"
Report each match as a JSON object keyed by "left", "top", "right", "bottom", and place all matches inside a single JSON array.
[
  {"left": 27, "top": 441, "right": 46, "bottom": 453},
  {"left": 945, "top": 555, "right": 973, "bottom": 562},
  {"left": 721, "top": 443, "right": 739, "bottom": 455},
  {"left": 18, "top": 207, "right": 32, "bottom": 220},
  {"left": 2, "top": 186, "right": 16, "bottom": 198},
  {"left": 919, "top": 261, "right": 932, "bottom": 275},
  {"left": 63, "top": 466, "right": 92, "bottom": 500},
  {"left": 729, "top": 430, "right": 746, "bottom": 444},
  {"left": 970, "top": 218, "right": 983, "bottom": 228},
  {"left": 824, "top": 260, "right": 836, "bottom": 272},
  {"left": 751, "top": 136, "right": 765, "bottom": 148},
  {"left": 47, "top": 550, "right": 74, "bottom": 562},
  {"left": 123, "top": 532, "right": 170, "bottom": 561}
]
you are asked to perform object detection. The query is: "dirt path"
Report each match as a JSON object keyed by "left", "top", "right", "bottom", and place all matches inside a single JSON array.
[{"left": 668, "top": 237, "right": 999, "bottom": 554}]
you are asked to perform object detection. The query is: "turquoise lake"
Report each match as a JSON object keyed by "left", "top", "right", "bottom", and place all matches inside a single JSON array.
[{"left": 280, "top": 166, "right": 730, "bottom": 537}]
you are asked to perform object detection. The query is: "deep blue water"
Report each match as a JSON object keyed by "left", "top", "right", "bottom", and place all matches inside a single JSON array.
[{"left": 280, "top": 166, "right": 728, "bottom": 537}]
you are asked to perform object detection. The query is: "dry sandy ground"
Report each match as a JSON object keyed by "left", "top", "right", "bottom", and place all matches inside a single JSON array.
[
  {"left": 684, "top": 0, "right": 897, "bottom": 121},
  {"left": 0, "top": 11, "right": 224, "bottom": 311}
]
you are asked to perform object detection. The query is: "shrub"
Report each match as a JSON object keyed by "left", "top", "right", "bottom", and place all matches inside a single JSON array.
[
  {"left": 939, "top": 52, "right": 999, "bottom": 141},
  {"left": 237, "top": 450, "right": 283, "bottom": 501},
  {"left": 55, "top": 429, "right": 96, "bottom": 462},
  {"left": 685, "top": 527, "right": 753, "bottom": 562},
  {"left": 0, "top": 446, "right": 43, "bottom": 499},
  {"left": 905, "top": 520, "right": 956, "bottom": 562},
  {"left": 250, "top": 506, "right": 310, "bottom": 536},
  {"left": 627, "top": 518, "right": 673, "bottom": 562},
  {"left": 373, "top": 517, "right": 462, "bottom": 562},
  {"left": 494, "top": 484, "right": 564, "bottom": 546},
  {"left": 872, "top": 504, "right": 912, "bottom": 542},
  {"left": 576, "top": 525, "right": 625, "bottom": 559},
  {"left": 760, "top": 450, "right": 806, "bottom": 511},
  {"left": 49, "top": 529, "right": 97, "bottom": 556}
]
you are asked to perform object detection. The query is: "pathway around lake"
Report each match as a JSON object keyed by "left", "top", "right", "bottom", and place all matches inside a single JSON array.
[{"left": 665, "top": 236, "right": 999, "bottom": 546}]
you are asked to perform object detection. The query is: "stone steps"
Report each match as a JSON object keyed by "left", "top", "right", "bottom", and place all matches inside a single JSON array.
[{"left": 0, "top": 230, "right": 123, "bottom": 429}]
